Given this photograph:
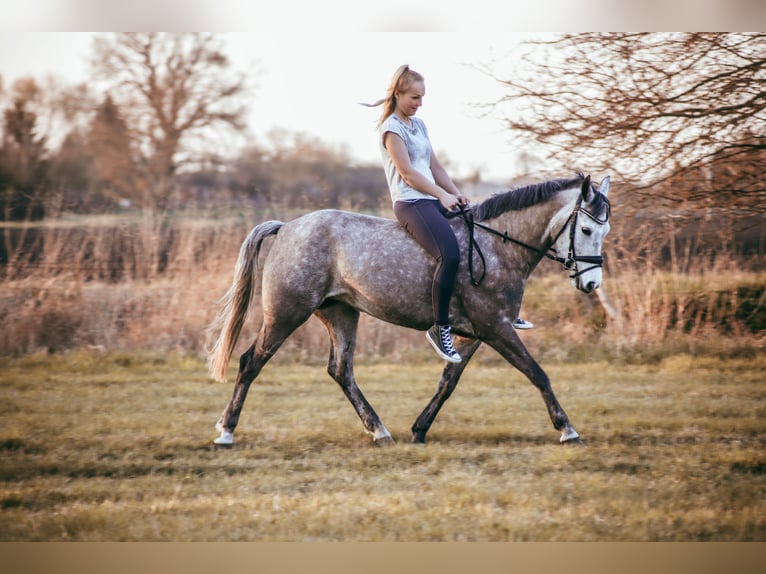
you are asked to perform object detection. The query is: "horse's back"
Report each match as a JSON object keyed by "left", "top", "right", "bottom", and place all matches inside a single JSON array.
[{"left": 271, "top": 209, "right": 410, "bottom": 257}]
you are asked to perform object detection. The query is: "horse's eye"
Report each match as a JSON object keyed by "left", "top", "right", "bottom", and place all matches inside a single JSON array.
[{"left": 582, "top": 227, "right": 592, "bottom": 236}]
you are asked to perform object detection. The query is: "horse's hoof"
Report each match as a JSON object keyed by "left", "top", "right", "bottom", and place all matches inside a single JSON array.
[
  {"left": 374, "top": 435, "right": 396, "bottom": 447},
  {"left": 214, "top": 429, "right": 234, "bottom": 447},
  {"left": 559, "top": 427, "right": 580, "bottom": 444},
  {"left": 411, "top": 432, "right": 427, "bottom": 444},
  {"left": 561, "top": 437, "right": 585, "bottom": 447}
]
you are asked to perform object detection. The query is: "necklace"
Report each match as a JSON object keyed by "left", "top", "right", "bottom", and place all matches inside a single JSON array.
[{"left": 395, "top": 115, "right": 417, "bottom": 134}]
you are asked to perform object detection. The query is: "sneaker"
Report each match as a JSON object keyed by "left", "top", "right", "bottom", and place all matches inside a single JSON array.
[
  {"left": 513, "top": 318, "right": 534, "bottom": 329},
  {"left": 426, "top": 324, "right": 462, "bottom": 363}
]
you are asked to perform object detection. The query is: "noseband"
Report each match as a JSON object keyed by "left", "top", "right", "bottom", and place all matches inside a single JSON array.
[{"left": 450, "top": 193, "right": 610, "bottom": 287}]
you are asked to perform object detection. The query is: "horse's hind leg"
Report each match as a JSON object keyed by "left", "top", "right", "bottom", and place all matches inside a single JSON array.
[
  {"left": 411, "top": 337, "right": 482, "bottom": 444},
  {"left": 315, "top": 303, "right": 394, "bottom": 445},
  {"left": 214, "top": 314, "right": 306, "bottom": 446}
]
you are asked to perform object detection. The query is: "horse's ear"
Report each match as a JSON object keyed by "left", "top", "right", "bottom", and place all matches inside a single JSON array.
[
  {"left": 580, "top": 174, "right": 592, "bottom": 200},
  {"left": 599, "top": 175, "right": 611, "bottom": 197}
]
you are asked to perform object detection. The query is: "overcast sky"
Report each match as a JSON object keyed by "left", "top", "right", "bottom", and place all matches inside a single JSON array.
[
  {"left": 0, "top": 32, "right": 545, "bottom": 181},
  {"left": 1, "top": 1, "right": 761, "bottom": 181}
]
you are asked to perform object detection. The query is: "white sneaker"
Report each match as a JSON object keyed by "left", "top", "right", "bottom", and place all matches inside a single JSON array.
[{"left": 513, "top": 318, "right": 534, "bottom": 329}]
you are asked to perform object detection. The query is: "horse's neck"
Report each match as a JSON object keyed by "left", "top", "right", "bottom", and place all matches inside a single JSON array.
[
  {"left": 543, "top": 186, "right": 581, "bottom": 244},
  {"left": 492, "top": 186, "right": 579, "bottom": 251}
]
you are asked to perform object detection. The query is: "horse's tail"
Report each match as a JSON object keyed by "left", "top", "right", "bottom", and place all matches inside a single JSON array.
[{"left": 208, "top": 220, "right": 284, "bottom": 382}]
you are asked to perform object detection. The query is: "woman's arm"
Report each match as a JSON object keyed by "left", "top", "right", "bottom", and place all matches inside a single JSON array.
[
  {"left": 384, "top": 132, "right": 465, "bottom": 210},
  {"left": 430, "top": 150, "right": 469, "bottom": 208}
]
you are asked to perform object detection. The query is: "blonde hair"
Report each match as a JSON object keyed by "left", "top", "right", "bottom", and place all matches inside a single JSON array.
[{"left": 361, "top": 64, "right": 425, "bottom": 128}]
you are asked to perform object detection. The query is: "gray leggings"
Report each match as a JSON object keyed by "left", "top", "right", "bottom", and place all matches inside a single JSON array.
[{"left": 394, "top": 199, "right": 460, "bottom": 326}]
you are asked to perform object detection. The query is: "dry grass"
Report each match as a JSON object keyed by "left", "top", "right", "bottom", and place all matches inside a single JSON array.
[
  {"left": 0, "top": 349, "right": 764, "bottom": 541},
  {"left": 1, "top": 211, "right": 764, "bottom": 361},
  {"left": 1, "top": 210, "right": 764, "bottom": 541}
]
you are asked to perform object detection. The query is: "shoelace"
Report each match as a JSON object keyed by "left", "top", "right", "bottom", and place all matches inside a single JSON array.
[{"left": 440, "top": 327, "right": 456, "bottom": 353}]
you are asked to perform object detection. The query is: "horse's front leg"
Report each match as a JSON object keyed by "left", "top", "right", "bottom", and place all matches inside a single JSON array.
[
  {"left": 411, "top": 336, "right": 482, "bottom": 444},
  {"left": 486, "top": 321, "right": 581, "bottom": 444}
]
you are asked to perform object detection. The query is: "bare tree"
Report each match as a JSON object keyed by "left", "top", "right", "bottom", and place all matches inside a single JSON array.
[
  {"left": 231, "top": 129, "right": 386, "bottom": 211},
  {"left": 91, "top": 33, "right": 250, "bottom": 209},
  {"left": 486, "top": 33, "right": 766, "bottom": 220}
]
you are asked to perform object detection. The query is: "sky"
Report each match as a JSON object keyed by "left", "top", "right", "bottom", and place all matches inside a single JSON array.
[
  {"left": 0, "top": 32, "right": 538, "bottom": 182},
  {"left": 0, "top": 2, "right": 761, "bottom": 182}
]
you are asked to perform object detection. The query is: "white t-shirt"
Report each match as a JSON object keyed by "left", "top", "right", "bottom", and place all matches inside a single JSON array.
[{"left": 379, "top": 114, "right": 437, "bottom": 205}]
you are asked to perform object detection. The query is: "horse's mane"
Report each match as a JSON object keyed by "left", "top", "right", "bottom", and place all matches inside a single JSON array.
[{"left": 473, "top": 172, "right": 603, "bottom": 222}]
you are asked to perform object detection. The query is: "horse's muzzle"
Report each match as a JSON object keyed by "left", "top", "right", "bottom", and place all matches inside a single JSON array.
[{"left": 572, "top": 270, "right": 602, "bottom": 293}]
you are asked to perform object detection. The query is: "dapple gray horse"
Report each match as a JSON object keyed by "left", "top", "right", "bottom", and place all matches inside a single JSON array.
[{"left": 209, "top": 173, "right": 611, "bottom": 446}]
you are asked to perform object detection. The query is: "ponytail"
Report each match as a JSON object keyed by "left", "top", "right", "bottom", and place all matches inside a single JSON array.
[{"left": 360, "top": 64, "right": 424, "bottom": 128}]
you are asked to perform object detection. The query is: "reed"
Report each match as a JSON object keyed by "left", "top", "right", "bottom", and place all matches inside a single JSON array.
[{"left": 0, "top": 210, "right": 763, "bottom": 361}]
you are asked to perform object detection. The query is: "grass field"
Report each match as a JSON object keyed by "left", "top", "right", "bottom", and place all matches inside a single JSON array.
[{"left": 0, "top": 348, "right": 764, "bottom": 541}]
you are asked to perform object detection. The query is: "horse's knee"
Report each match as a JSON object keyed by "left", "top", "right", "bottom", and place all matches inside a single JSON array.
[
  {"left": 325, "top": 348, "right": 342, "bottom": 381},
  {"left": 527, "top": 368, "right": 551, "bottom": 392},
  {"left": 327, "top": 360, "right": 342, "bottom": 382},
  {"left": 330, "top": 363, "right": 354, "bottom": 389}
]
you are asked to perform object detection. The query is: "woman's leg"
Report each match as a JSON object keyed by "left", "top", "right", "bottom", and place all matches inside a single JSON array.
[{"left": 394, "top": 199, "right": 460, "bottom": 325}]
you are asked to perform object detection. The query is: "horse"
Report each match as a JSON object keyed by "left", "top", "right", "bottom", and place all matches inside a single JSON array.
[{"left": 208, "top": 172, "right": 611, "bottom": 447}]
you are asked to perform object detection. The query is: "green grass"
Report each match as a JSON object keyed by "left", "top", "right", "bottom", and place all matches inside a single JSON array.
[{"left": 0, "top": 349, "right": 764, "bottom": 541}]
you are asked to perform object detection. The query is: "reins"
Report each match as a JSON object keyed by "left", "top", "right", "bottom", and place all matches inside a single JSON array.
[
  {"left": 445, "top": 207, "right": 484, "bottom": 286},
  {"left": 447, "top": 192, "right": 609, "bottom": 287}
]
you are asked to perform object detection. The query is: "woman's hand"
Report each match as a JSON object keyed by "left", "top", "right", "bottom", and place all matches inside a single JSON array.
[{"left": 440, "top": 191, "right": 469, "bottom": 211}]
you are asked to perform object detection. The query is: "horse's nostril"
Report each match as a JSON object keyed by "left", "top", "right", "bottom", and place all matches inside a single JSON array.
[{"left": 586, "top": 281, "right": 596, "bottom": 292}]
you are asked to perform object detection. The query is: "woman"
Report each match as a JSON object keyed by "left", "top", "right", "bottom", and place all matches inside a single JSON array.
[
  {"left": 365, "top": 65, "right": 533, "bottom": 362},
  {"left": 364, "top": 64, "right": 469, "bottom": 363}
]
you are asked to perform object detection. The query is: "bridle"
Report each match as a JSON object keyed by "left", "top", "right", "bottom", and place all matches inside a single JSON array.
[
  {"left": 548, "top": 193, "right": 611, "bottom": 278},
  {"left": 450, "top": 190, "right": 610, "bottom": 287}
]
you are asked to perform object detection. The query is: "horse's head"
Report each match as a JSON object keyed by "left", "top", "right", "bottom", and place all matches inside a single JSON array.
[{"left": 550, "top": 175, "right": 611, "bottom": 294}]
